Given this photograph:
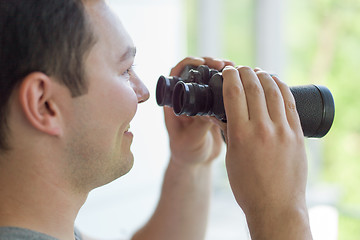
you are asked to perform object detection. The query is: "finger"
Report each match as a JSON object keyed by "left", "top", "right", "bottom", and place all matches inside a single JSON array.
[
  {"left": 170, "top": 57, "right": 205, "bottom": 76},
  {"left": 210, "top": 124, "right": 225, "bottom": 150},
  {"left": 222, "top": 66, "right": 249, "bottom": 131},
  {"left": 189, "top": 116, "right": 213, "bottom": 132},
  {"left": 208, "top": 116, "right": 228, "bottom": 143},
  {"left": 176, "top": 116, "right": 215, "bottom": 145},
  {"left": 164, "top": 107, "right": 214, "bottom": 137},
  {"left": 254, "top": 67, "right": 262, "bottom": 72},
  {"left": 223, "top": 60, "right": 235, "bottom": 68},
  {"left": 208, "top": 116, "right": 227, "bottom": 131},
  {"left": 272, "top": 76, "right": 302, "bottom": 133},
  {"left": 164, "top": 106, "right": 194, "bottom": 132},
  {"left": 203, "top": 57, "right": 225, "bottom": 71},
  {"left": 237, "top": 66, "right": 269, "bottom": 122},
  {"left": 163, "top": 106, "right": 181, "bottom": 132},
  {"left": 256, "top": 71, "right": 287, "bottom": 124}
]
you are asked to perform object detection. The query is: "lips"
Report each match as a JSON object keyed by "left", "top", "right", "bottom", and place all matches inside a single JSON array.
[{"left": 124, "top": 124, "right": 133, "bottom": 138}]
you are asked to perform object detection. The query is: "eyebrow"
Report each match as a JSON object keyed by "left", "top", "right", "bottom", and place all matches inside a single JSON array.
[{"left": 120, "top": 46, "right": 136, "bottom": 62}]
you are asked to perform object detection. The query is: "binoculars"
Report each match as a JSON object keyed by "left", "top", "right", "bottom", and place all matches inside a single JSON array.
[{"left": 156, "top": 65, "right": 335, "bottom": 138}]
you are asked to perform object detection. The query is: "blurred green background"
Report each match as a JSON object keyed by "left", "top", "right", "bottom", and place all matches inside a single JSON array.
[{"left": 185, "top": 0, "right": 360, "bottom": 239}]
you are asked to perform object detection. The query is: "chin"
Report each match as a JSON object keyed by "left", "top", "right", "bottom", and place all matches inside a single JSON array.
[
  {"left": 122, "top": 152, "right": 134, "bottom": 175},
  {"left": 114, "top": 151, "right": 134, "bottom": 179},
  {"left": 96, "top": 154, "right": 134, "bottom": 188}
]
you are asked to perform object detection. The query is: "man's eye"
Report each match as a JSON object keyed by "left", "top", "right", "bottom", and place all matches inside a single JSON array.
[{"left": 122, "top": 65, "right": 135, "bottom": 76}]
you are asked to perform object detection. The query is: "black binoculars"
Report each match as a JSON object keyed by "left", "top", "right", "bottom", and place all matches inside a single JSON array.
[{"left": 156, "top": 65, "right": 335, "bottom": 138}]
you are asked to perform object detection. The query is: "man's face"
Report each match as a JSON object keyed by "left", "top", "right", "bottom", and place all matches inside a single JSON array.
[{"left": 65, "top": 0, "right": 149, "bottom": 190}]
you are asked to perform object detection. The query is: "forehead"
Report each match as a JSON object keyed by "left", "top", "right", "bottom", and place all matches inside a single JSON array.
[{"left": 84, "top": 0, "right": 133, "bottom": 53}]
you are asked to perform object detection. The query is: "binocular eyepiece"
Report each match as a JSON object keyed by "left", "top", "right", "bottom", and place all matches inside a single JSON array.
[{"left": 156, "top": 65, "right": 335, "bottom": 138}]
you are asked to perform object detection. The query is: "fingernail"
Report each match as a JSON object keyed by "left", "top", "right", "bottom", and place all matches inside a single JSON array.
[{"left": 223, "top": 65, "right": 235, "bottom": 70}]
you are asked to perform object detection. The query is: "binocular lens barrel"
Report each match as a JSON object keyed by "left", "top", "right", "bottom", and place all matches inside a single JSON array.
[
  {"left": 172, "top": 82, "right": 213, "bottom": 116},
  {"left": 156, "top": 76, "right": 180, "bottom": 107},
  {"left": 290, "top": 85, "right": 335, "bottom": 138}
]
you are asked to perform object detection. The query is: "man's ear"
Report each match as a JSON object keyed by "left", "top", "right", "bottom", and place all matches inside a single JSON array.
[{"left": 18, "top": 72, "right": 63, "bottom": 136}]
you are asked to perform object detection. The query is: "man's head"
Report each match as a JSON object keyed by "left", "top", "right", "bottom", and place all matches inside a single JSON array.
[
  {"left": 0, "top": 0, "right": 94, "bottom": 150},
  {"left": 0, "top": 0, "right": 149, "bottom": 192}
]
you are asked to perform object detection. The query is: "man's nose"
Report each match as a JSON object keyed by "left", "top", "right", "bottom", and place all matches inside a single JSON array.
[{"left": 131, "top": 74, "right": 150, "bottom": 104}]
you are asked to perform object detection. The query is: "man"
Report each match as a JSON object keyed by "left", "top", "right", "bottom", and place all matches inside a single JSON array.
[{"left": 0, "top": 0, "right": 313, "bottom": 239}]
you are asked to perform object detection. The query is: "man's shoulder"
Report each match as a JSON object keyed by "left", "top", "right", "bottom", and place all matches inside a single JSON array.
[{"left": 0, "top": 227, "right": 58, "bottom": 240}]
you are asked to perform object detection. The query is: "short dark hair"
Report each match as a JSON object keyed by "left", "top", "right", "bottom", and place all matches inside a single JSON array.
[{"left": 0, "top": 0, "right": 96, "bottom": 151}]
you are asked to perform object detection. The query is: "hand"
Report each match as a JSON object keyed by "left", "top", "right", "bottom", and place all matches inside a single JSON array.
[
  {"left": 164, "top": 57, "right": 234, "bottom": 166},
  {"left": 221, "top": 66, "right": 308, "bottom": 217}
]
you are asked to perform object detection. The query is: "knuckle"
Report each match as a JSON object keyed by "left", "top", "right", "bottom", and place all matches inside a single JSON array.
[
  {"left": 237, "top": 66, "right": 253, "bottom": 73},
  {"left": 246, "top": 82, "right": 263, "bottom": 95},
  {"left": 285, "top": 100, "right": 297, "bottom": 112},
  {"left": 256, "top": 71, "right": 270, "bottom": 79},
  {"left": 255, "top": 122, "right": 274, "bottom": 143},
  {"left": 224, "top": 60, "right": 235, "bottom": 66},
  {"left": 257, "top": 122, "right": 272, "bottom": 135},
  {"left": 229, "top": 129, "right": 247, "bottom": 146},
  {"left": 267, "top": 87, "right": 282, "bottom": 100},
  {"left": 222, "top": 66, "right": 238, "bottom": 76},
  {"left": 287, "top": 130, "right": 304, "bottom": 146},
  {"left": 224, "top": 83, "right": 244, "bottom": 99},
  {"left": 183, "top": 56, "right": 195, "bottom": 62},
  {"left": 275, "top": 123, "right": 304, "bottom": 145},
  {"left": 276, "top": 126, "right": 292, "bottom": 142},
  {"left": 276, "top": 78, "right": 287, "bottom": 88}
]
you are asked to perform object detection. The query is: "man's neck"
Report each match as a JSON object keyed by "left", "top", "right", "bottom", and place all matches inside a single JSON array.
[{"left": 0, "top": 155, "right": 88, "bottom": 240}]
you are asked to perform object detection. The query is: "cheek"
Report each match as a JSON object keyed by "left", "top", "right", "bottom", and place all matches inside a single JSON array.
[{"left": 108, "top": 83, "right": 138, "bottom": 123}]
